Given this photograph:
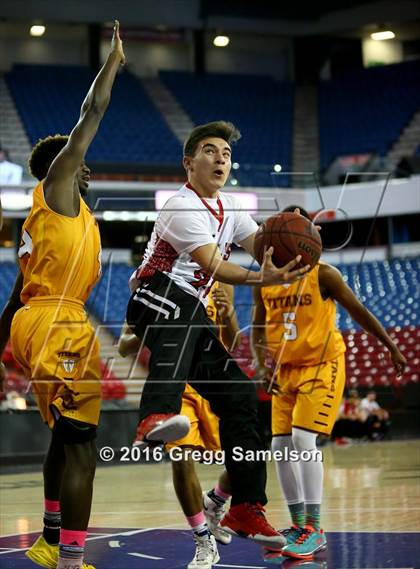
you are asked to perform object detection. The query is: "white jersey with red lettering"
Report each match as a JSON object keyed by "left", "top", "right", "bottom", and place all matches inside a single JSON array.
[{"left": 129, "top": 183, "right": 257, "bottom": 304}]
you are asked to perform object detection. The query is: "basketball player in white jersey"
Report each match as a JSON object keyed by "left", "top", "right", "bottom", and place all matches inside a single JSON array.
[{"left": 124, "top": 121, "right": 310, "bottom": 549}]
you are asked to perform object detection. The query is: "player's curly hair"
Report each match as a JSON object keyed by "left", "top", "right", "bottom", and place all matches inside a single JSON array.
[
  {"left": 28, "top": 134, "right": 69, "bottom": 181},
  {"left": 183, "top": 121, "right": 241, "bottom": 157}
]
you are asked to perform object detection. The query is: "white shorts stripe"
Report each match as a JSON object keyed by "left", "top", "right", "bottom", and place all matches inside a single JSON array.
[
  {"left": 140, "top": 288, "right": 179, "bottom": 311},
  {"left": 136, "top": 296, "right": 170, "bottom": 319}
]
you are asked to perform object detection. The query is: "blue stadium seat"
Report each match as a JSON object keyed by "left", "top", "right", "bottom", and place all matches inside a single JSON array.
[
  {"left": 319, "top": 60, "right": 420, "bottom": 169},
  {"left": 1, "top": 257, "right": 418, "bottom": 387},
  {"left": 5, "top": 64, "right": 181, "bottom": 165},
  {"left": 160, "top": 71, "right": 294, "bottom": 187}
]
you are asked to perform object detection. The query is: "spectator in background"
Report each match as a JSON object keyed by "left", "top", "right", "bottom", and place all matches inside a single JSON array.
[
  {"left": 0, "top": 147, "right": 23, "bottom": 185},
  {"left": 332, "top": 389, "right": 367, "bottom": 443},
  {"left": 361, "top": 390, "right": 390, "bottom": 440}
]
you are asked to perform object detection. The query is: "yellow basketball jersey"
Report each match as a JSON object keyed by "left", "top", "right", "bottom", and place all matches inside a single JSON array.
[
  {"left": 261, "top": 264, "right": 346, "bottom": 366},
  {"left": 18, "top": 181, "right": 101, "bottom": 304}
]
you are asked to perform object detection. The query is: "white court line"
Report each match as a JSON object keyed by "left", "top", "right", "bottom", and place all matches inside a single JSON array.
[
  {"left": 215, "top": 565, "right": 265, "bottom": 569},
  {"left": 0, "top": 526, "right": 418, "bottom": 542},
  {"left": 129, "top": 552, "right": 164, "bottom": 560},
  {"left": 0, "top": 523, "right": 186, "bottom": 554}
]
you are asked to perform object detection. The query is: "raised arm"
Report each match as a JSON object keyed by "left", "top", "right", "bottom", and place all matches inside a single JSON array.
[
  {"left": 0, "top": 270, "right": 24, "bottom": 391},
  {"left": 44, "top": 20, "right": 125, "bottom": 215},
  {"left": 319, "top": 263, "right": 406, "bottom": 377}
]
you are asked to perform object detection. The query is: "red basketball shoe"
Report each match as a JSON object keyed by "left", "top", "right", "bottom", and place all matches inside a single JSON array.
[
  {"left": 220, "top": 503, "right": 286, "bottom": 549},
  {"left": 133, "top": 413, "right": 190, "bottom": 449}
]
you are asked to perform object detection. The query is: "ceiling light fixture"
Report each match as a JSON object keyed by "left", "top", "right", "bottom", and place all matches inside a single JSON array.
[
  {"left": 30, "top": 24, "right": 46, "bottom": 37},
  {"left": 370, "top": 30, "right": 395, "bottom": 41},
  {"left": 213, "top": 35, "right": 230, "bottom": 47}
]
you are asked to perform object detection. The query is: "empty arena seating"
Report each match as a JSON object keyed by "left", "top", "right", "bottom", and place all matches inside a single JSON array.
[
  {"left": 319, "top": 60, "right": 420, "bottom": 169},
  {"left": 5, "top": 64, "right": 181, "bottom": 164},
  {"left": 7, "top": 62, "right": 419, "bottom": 182},
  {"left": 1, "top": 257, "right": 419, "bottom": 390},
  {"left": 160, "top": 71, "right": 294, "bottom": 187}
]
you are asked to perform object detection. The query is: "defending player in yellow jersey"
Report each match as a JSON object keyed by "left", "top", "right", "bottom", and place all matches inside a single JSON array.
[
  {"left": 118, "top": 281, "right": 240, "bottom": 568},
  {"left": 0, "top": 22, "right": 125, "bottom": 569},
  {"left": 252, "top": 206, "right": 406, "bottom": 562}
]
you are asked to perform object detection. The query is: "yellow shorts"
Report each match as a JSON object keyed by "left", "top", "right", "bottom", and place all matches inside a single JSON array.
[
  {"left": 272, "top": 353, "right": 346, "bottom": 436},
  {"left": 11, "top": 296, "right": 101, "bottom": 429},
  {"left": 166, "top": 384, "right": 220, "bottom": 451}
]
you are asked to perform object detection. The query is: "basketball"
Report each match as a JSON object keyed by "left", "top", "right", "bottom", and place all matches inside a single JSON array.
[{"left": 254, "top": 212, "right": 322, "bottom": 269}]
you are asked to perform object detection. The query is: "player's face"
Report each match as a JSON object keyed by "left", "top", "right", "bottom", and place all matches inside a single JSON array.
[
  {"left": 77, "top": 162, "right": 91, "bottom": 196},
  {"left": 185, "top": 137, "right": 232, "bottom": 191}
]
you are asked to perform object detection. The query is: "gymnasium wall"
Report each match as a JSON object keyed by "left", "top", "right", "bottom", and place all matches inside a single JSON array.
[{"left": 0, "top": 22, "right": 291, "bottom": 79}]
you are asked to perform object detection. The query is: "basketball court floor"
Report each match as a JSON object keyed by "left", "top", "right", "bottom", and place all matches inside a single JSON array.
[{"left": 1, "top": 440, "right": 419, "bottom": 568}]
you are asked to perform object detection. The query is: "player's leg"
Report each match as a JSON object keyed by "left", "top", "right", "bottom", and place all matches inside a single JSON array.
[
  {"left": 190, "top": 331, "right": 285, "bottom": 549},
  {"left": 281, "top": 355, "right": 345, "bottom": 559},
  {"left": 172, "top": 454, "right": 220, "bottom": 569},
  {"left": 270, "top": 379, "right": 305, "bottom": 541},
  {"left": 58, "top": 428, "right": 97, "bottom": 569},
  {"left": 25, "top": 420, "right": 97, "bottom": 569},
  {"left": 167, "top": 389, "right": 220, "bottom": 568},
  {"left": 19, "top": 303, "right": 100, "bottom": 569},
  {"left": 26, "top": 430, "right": 65, "bottom": 568},
  {"left": 127, "top": 274, "right": 208, "bottom": 446},
  {"left": 196, "top": 396, "right": 232, "bottom": 544},
  {"left": 43, "top": 430, "right": 65, "bottom": 544},
  {"left": 203, "top": 471, "right": 232, "bottom": 545}
]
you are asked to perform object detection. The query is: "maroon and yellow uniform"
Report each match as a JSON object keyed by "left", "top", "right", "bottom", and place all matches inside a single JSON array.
[
  {"left": 261, "top": 264, "right": 346, "bottom": 435},
  {"left": 11, "top": 181, "right": 102, "bottom": 428}
]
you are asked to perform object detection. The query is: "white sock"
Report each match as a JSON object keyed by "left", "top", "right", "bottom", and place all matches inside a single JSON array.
[
  {"left": 57, "top": 559, "right": 83, "bottom": 569},
  {"left": 291, "top": 427, "right": 323, "bottom": 504},
  {"left": 271, "top": 435, "right": 304, "bottom": 504}
]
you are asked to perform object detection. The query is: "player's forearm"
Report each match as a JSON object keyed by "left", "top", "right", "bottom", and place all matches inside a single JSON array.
[
  {"left": 219, "top": 314, "right": 241, "bottom": 351},
  {"left": 81, "top": 51, "right": 121, "bottom": 116},
  {"left": 351, "top": 305, "right": 397, "bottom": 352},
  {"left": 210, "top": 260, "right": 261, "bottom": 285},
  {"left": 250, "top": 326, "right": 267, "bottom": 368}
]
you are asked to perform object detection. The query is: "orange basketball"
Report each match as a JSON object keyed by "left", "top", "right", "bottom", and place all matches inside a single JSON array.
[{"left": 254, "top": 212, "right": 322, "bottom": 269}]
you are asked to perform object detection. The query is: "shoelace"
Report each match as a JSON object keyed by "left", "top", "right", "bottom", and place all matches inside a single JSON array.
[
  {"left": 282, "top": 525, "right": 303, "bottom": 538},
  {"left": 295, "top": 527, "right": 313, "bottom": 544},
  {"left": 193, "top": 535, "right": 215, "bottom": 562},
  {"left": 250, "top": 503, "right": 266, "bottom": 516},
  {"left": 247, "top": 503, "right": 280, "bottom": 533}
]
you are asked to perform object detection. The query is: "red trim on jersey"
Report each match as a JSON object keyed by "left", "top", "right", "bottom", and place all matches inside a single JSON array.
[
  {"left": 136, "top": 237, "right": 179, "bottom": 280},
  {"left": 186, "top": 182, "right": 224, "bottom": 230}
]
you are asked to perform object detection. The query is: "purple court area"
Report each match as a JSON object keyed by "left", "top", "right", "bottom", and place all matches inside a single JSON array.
[{"left": 0, "top": 528, "right": 419, "bottom": 568}]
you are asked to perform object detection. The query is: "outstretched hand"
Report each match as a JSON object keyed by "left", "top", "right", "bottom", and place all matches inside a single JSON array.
[
  {"left": 390, "top": 347, "right": 406, "bottom": 378},
  {"left": 260, "top": 247, "right": 310, "bottom": 285},
  {"left": 111, "top": 20, "right": 125, "bottom": 65}
]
